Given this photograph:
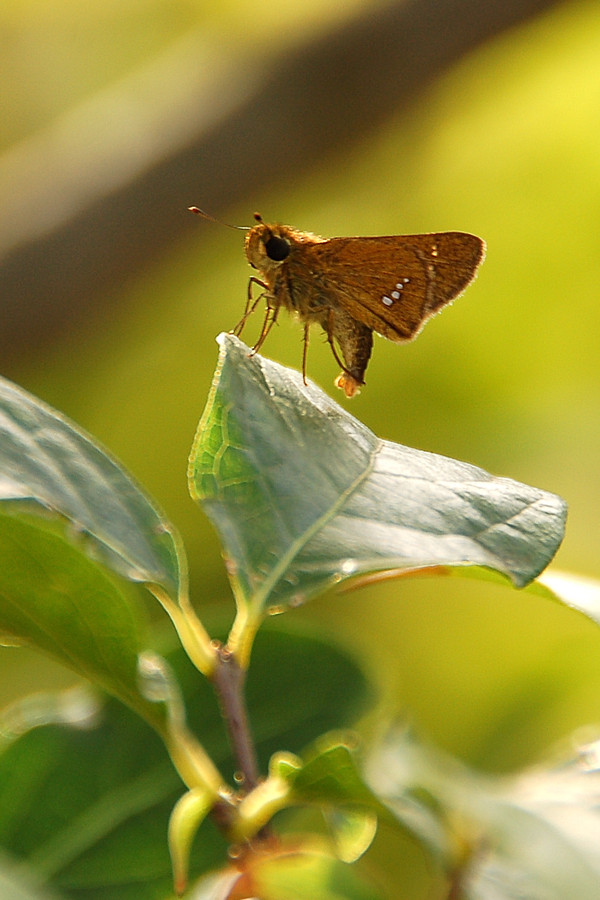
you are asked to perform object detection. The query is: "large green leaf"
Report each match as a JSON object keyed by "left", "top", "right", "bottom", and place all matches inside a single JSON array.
[
  {"left": 0, "top": 514, "right": 163, "bottom": 727},
  {"left": 0, "top": 693, "right": 220, "bottom": 900},
  {"left": 189, "top": 335, "right": 567, "bottom": 611},
  {"left": 0, "top": 377, "right": 182, "bottom": 600}
]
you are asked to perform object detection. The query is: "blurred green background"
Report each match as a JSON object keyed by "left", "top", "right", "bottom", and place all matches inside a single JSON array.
[{"left": 1, "top": 0, "right": 600, "bottom": 787}]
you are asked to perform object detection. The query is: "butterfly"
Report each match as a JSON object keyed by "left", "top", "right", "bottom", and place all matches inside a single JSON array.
[{"left": 192, "top": 209, "right": 485, "bottom": 397}]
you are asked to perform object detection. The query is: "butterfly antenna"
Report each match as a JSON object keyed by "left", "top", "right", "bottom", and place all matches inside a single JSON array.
[{"left": 188, "top": 207, "right": 249, "bottom": 231}]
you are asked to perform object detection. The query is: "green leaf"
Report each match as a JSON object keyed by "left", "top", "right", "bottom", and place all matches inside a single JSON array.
[
  {"left": 190, "top": 845, "right": 386, "bottom": 900},
  {"left": 0, "top": 694, "right": 226, "bottom": 900},
  {"left": 233, "top": 735, "right": 385, "bottom": 848},
  {"left": 367, "top": 726, "right": 600, "bottom": 899},
  {"left": 529, "top": 569, "right": 600, "bottom": 629},
  {"left": 289, "top": 733, "right": 385, "bottom": 809},
  {"left": 464, "top": 742, "right": 600, "bottom": 899},
  {"left": 279, "top": 734, "right": 382, "bottom": 861},
  {"left": 245, "top": 625, "right": 373, "bottom": 766},
  {"left": 244, "top": 846, "right": 386, "bottom": 900},
  {"left": 189, "top": 334, "right": 567, "bottom": 612},
  {"left": 0, "top": 631, "right": 370, "bottom": 898},
  {"left": 0, "top": 514, "right": 163, "bottom": 728},
  {"left": 0, "top": 376, "right": 183, "bottom": 600},
  {"left": 279, "top": 732, "right": 417, "bottom": 860},
  {"left": 0, "top": 685, "right": 100, "bottom": 753},
  {"left": 323, "top": 807, "right": 378, "bottom": 864}
]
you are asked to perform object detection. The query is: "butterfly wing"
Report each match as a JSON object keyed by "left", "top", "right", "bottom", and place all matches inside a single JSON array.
[{"left": 296, "top": 233, "right": 485, "bottom": 342}]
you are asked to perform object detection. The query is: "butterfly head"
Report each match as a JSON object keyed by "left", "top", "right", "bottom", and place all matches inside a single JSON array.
[{"left": 245, "top": 213, "right": 292, "bottom": 274}]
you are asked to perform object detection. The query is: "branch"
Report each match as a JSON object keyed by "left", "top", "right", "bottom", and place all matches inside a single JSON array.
[{"left": 211, "top": 644, "right": 260, "bottom": 790}]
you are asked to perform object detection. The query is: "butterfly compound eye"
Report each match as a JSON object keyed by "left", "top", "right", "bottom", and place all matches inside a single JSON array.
[{"left": 264, "top": 234, "right": 290, "bottom": 261}]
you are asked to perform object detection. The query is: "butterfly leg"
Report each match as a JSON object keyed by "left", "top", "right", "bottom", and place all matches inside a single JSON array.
[
  {"left": 249, "top": 300, "right": 280, "bottom": 356},
  {"left": 324, "top": 309, "right": 373, "bottom": 398},
  {"left": 233, "top": 276, "right": 270, "bottom": 336},
  {"left": 301, "top": 322, "right": 310, "bottom": 386}
]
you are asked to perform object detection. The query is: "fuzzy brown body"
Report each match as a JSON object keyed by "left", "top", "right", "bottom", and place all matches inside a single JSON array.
[{"left": 241, "top": 216, "right": 485, "bottom": 397}]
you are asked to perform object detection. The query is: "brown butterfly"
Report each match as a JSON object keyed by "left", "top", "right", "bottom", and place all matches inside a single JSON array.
[{"left": 191, "top": 209, "right": 485, "bottom": 398}]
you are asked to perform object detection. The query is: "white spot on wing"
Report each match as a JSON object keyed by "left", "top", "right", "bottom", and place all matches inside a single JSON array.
[{"left": 382, "top": 295, "right": 394, "bottom": 307}]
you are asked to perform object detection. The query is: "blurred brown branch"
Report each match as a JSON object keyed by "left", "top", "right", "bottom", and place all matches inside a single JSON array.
[{"left": 0, "top": 0, "right": 562, "bottom": 365}]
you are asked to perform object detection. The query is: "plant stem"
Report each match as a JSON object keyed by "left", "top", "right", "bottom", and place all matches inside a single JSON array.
[{"left": 212, "top": 644, "right": 260, "bottom": 790}]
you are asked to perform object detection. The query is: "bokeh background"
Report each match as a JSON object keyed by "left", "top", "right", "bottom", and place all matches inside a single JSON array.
[{"left": 1, "top": 0, "right": 599, "bottom": 818}]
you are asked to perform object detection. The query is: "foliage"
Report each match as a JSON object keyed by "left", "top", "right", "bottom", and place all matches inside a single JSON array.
[{"left": 1, "top": 333, "right": 598, "bottom": 899}]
